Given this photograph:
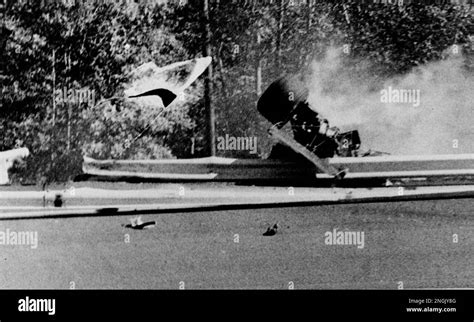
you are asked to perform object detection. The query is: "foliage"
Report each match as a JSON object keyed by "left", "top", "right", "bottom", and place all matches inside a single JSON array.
[
  {"left": 2, "top": 1, "right": 196, "bottom": 184},
  {"left": 1, "top": 0, "right": 472, "bottom": 183}
]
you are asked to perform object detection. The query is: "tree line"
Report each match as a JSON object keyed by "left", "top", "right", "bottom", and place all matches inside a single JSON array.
[{"left": 1, "top": 0, "right": 472, "bottom": 184}]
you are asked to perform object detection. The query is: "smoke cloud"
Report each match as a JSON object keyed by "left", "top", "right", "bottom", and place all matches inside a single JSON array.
[{"left": 307, "top": 48, "right": 473, "bottom": 155}]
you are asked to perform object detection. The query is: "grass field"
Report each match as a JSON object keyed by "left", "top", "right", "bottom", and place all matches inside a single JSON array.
[{"left": 0, "top": 196, "right": 472, "bottom": 289}]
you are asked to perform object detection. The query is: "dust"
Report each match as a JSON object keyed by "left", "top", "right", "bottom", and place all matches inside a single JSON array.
[{"left": 307, "top": 48, "right": 473, "bottom": 154}]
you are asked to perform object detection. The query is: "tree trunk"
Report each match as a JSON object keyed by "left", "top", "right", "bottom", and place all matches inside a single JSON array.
[
  {"left": 255, "top": 27, "right": 262, "bottom": 97},
  {"left": 203, "top": 0, "right": 216, "bottom": 156},
  {"left": 276, "top": 0, "right": 285, "bottom": 71},
  {"left": 303, "top": 0, "right": 313, "bottom": 67}
]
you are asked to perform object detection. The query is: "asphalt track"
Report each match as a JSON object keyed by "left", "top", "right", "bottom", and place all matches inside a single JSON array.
[{"left": 0, "top": 197, "right": 473, "bottom": 289}]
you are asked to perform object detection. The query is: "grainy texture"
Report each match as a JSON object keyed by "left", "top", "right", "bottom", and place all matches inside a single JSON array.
[{"left": 0, "top": 198, "right": 472, "bottom": 289}]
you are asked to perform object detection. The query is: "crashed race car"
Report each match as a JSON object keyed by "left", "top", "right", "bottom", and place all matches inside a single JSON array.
[
  {"left": 257, "top": 74, "right": 361, "bottom": 161},
  {"left": 83, "top": 65, "right": 473, "bottom": 183}
]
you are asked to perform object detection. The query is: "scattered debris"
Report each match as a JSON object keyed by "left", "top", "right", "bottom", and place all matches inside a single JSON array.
[
  {"left": 123, "top": 216, "right": 156, "bottom": 230},
  {"left": 53, "top": 194, "right": 63, "bottom": 208},
  {"left": 344, "top": 189, "right": 354, "bottom": 199},
  {"left": 263, "top": 223, "right": 279, "bottom": 236}
]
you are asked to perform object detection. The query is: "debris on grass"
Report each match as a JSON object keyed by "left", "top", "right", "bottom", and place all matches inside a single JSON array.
[
  {"left": 123, "top": 216, "right": 156, "bottom": 230},
  {"left": 263, "top": 223, "right": 279, "bottom": 236}
]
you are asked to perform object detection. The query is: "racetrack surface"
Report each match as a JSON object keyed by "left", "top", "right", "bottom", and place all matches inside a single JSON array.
[{"left": 0, "top": 198, "right": 472, "bottom": 289}]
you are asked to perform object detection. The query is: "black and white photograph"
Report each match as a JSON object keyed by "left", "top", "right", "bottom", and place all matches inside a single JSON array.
[{"left": 0, "top": 0, "right": 473, "bottom": 320}]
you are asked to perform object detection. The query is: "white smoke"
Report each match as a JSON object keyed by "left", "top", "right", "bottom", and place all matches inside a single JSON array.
[{"left": 307, "top": 48, "right": 474, "bottom": 155}]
